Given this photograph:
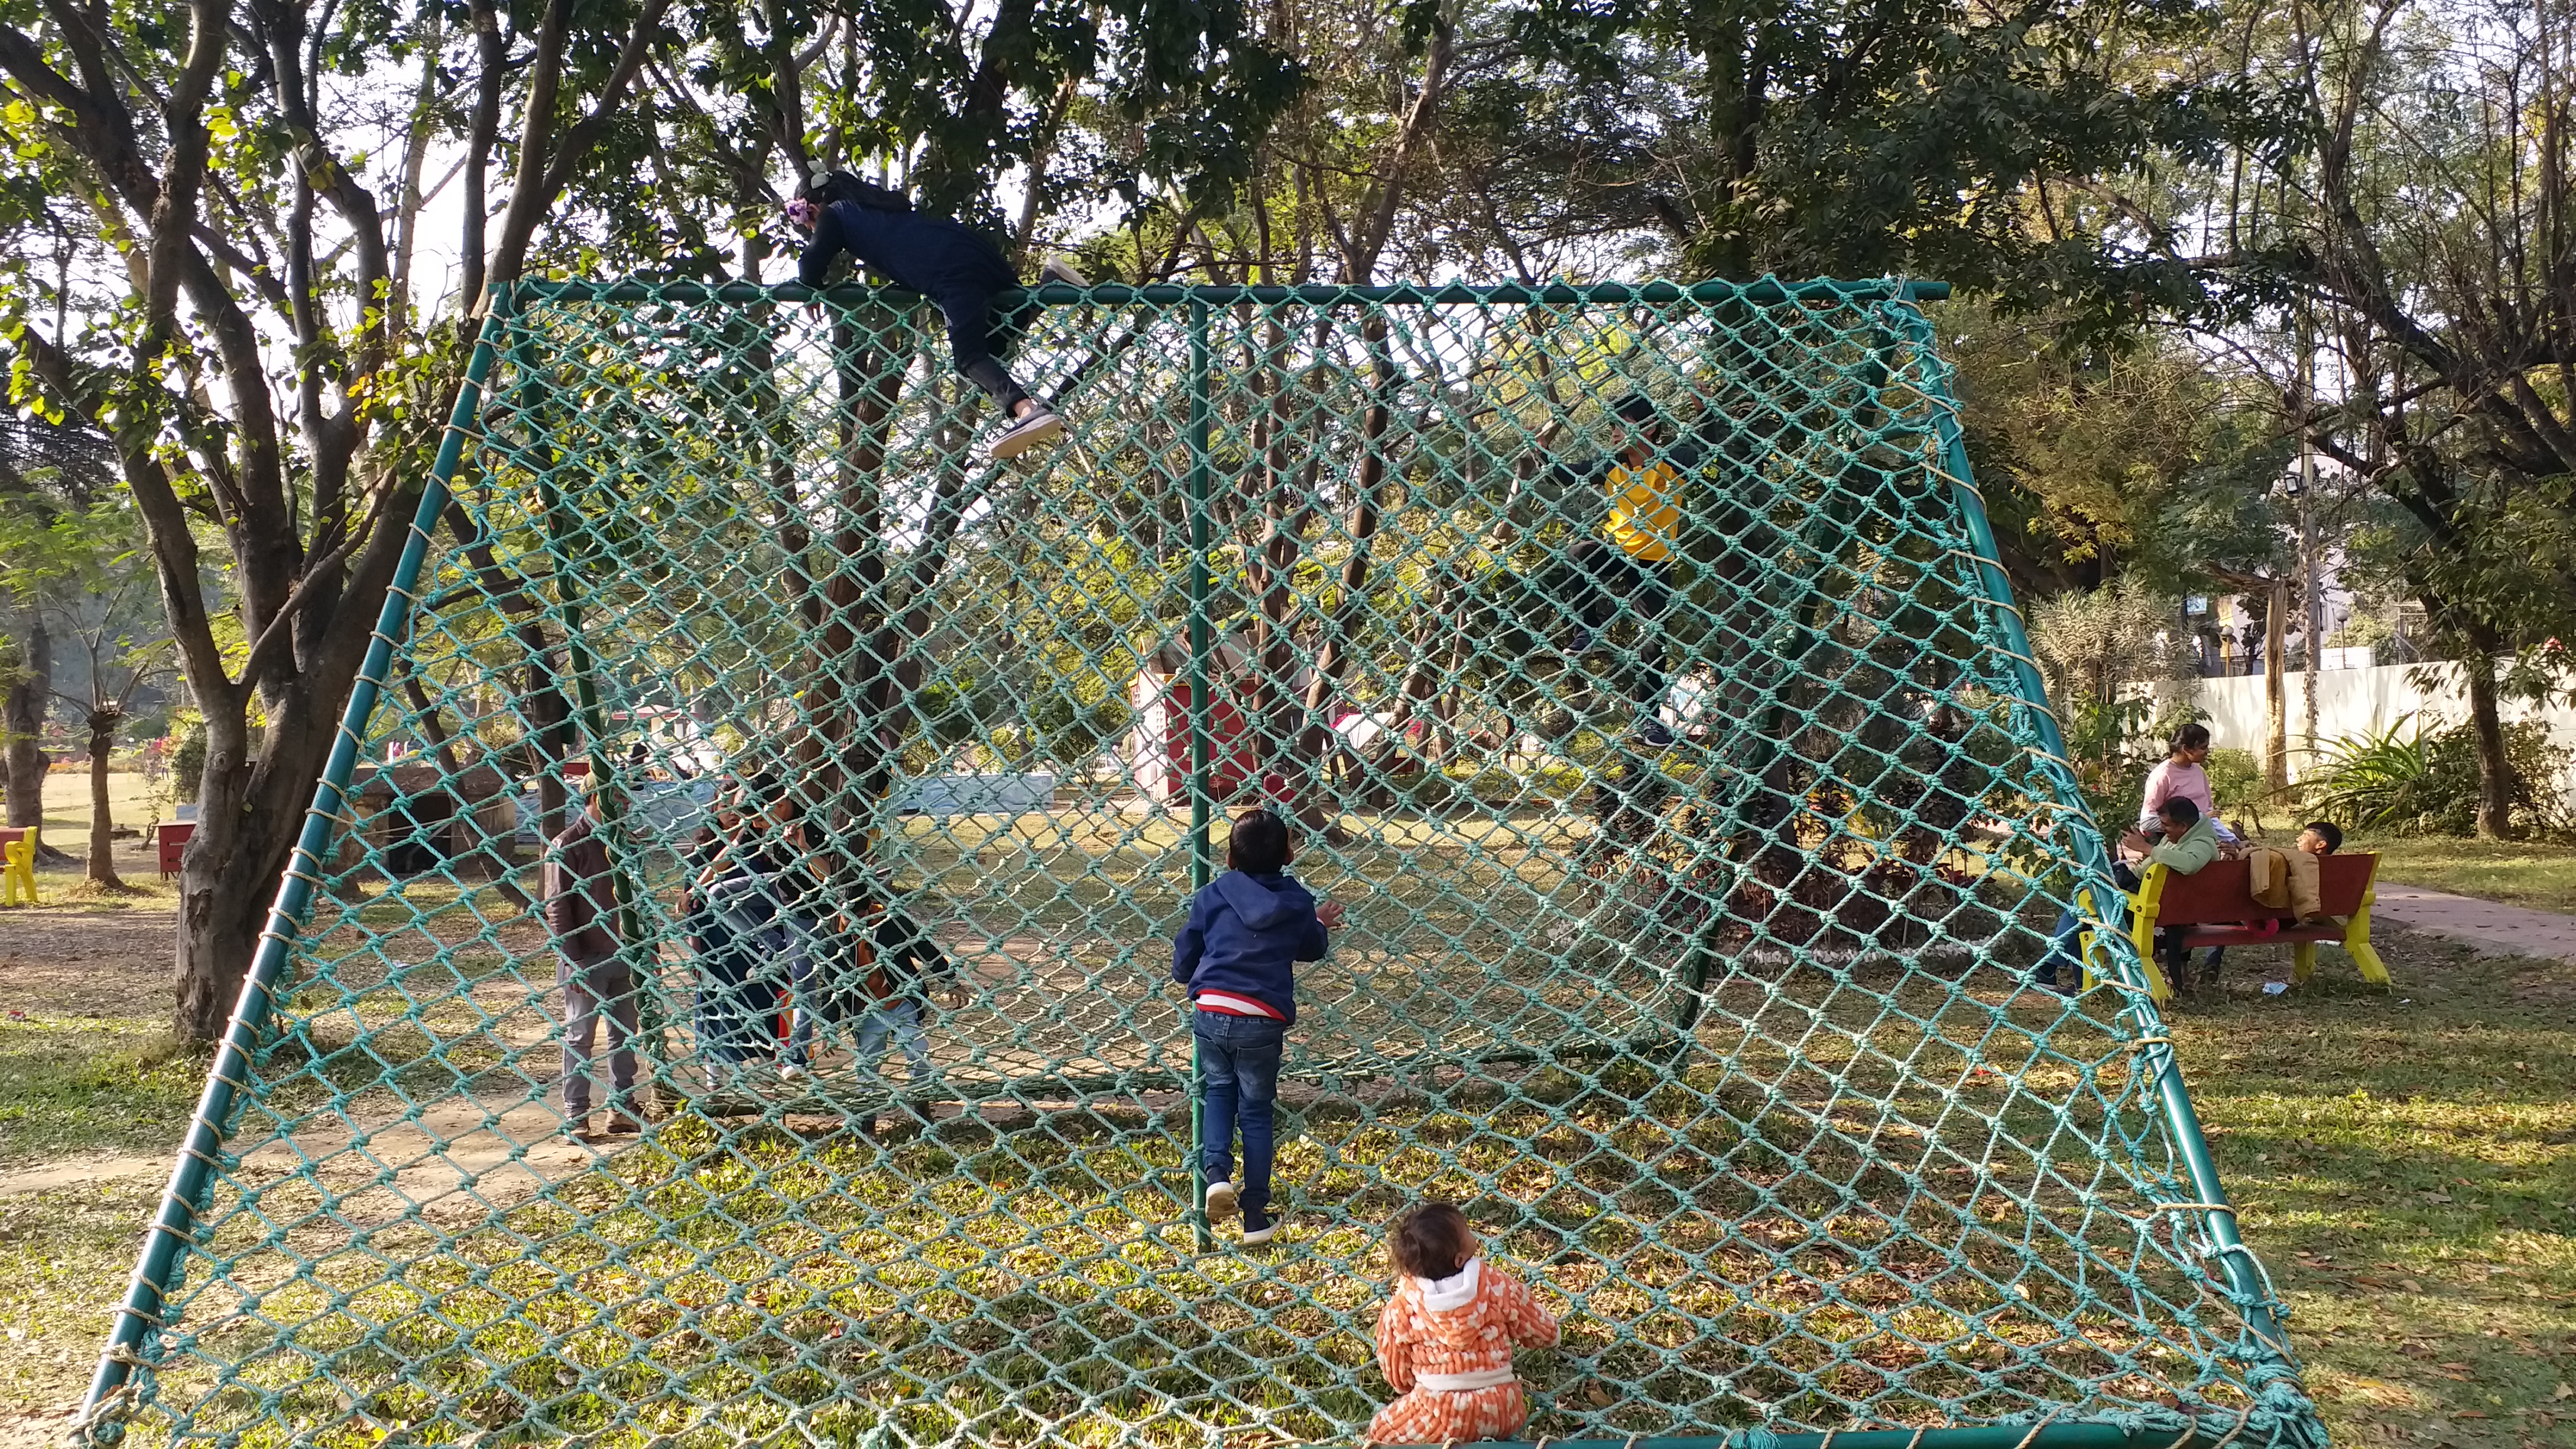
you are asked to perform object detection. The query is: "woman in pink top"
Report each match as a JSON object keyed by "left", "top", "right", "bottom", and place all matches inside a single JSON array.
[{"left": 2136, "top": 722, "right": 2237, "bottom": 843}]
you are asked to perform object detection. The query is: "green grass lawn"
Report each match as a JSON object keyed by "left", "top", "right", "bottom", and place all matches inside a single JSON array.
[
  {"left": 35, "top": 768, "right": 170, "bottom": 842},
  {"left": 2350, "top": 835, "right": 2576, "bottom": 915},
  {"left": 0, "top": 1016, "right": 202, "bottom": 1167},
  {"left": 1, "top": 917, "right": 2569, "bottom": 1447}
]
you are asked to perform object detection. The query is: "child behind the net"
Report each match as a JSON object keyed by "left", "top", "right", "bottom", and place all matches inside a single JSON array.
[{"left": 1368, "top": 1201, "right": 1560, "bottom": 1445}]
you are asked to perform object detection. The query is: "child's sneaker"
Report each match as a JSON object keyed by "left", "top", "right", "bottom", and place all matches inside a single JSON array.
[
  {"left": 1204, "top": 1180, "right": 1239, "bottom": 1221},
  {"left": 1240, "top": 1210, "right": 1276, "bottom": 1247},
  {"left": 990, "top": 408, "right": 1065, "bottom": 460},
  {"left": 1039, "top": 255, "right": 1090, "bottom": 287}
]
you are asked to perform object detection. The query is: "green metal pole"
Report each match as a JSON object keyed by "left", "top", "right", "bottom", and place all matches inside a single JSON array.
[
  {"left": 517, "top": 278, "right": 1954, "bottom": 309},
  {"left": 1187, "top": 300, "right": 1215, "bottom": 1252},
  {"left": 1892, "top": 302, "right": 2293, "bottom": 1355},
  {"left": 1315, "top": 1426, "right": 2245, "bottom": 1449},
  {"left": 78, "top": 305, "right": 512, "bottom": 1441}
]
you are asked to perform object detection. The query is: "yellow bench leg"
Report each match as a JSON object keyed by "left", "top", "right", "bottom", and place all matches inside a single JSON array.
[
  {"left": 2083, "top": 930, "right": 2170, "bottom": 1001},
  {"left": 2138, "top": 951, "right": 2170, "bottom": 1001},
  {"left": 2291, "top": 943, "right": 2317, "bottom": 984},
  {"left": 2345, "top": 905, "right": 2391, "bottom": 984},
  {"left": 2130, "top": 918, "right": 2171, "bottom": 1003}
]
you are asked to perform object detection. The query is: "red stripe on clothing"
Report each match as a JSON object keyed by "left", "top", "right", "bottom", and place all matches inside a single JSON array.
[{"left": 1194, "top": 992, "right": 1286, "bottom": 1021}]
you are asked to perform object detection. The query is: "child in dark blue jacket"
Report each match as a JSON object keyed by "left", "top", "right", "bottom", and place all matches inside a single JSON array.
[
  {"left": 784, "top": 172, "right": 1085, "bottom": 461},
  {"left": 1172, "top": 808, "right": 1345, "bottom": 1245}
]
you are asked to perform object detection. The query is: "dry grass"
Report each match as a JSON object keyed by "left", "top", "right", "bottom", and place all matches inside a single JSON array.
[{"left": 1, "top": 830, "right": 2569, "bottom": 1449}]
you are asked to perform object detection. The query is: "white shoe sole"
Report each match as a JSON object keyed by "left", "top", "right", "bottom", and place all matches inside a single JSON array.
[
  {"left": 1204, "top": 1181, "right": 1238, "bottom": 1221},
  {"left": 989, "top": 413, "right": 1065, "bottom": 460},
  {"left": 1040, "top": 258, "right": 1090, "bottom": 287},
  {"left": 1240, "top": 1224, "right": 1275, "bottom": 1246}
]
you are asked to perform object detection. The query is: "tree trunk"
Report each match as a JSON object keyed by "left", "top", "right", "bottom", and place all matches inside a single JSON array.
[
  {"left": 171, "top": 685, "right": 340, "bottom": 1040},
  {"left": 528, "top": 649, "right": 571, "bottom": 845},
  {"left": 1289, "top": 319, "right": 1401, "bottom": 835},
  {"left": 86, "top": 710, "right": 125, "bottom": 888},
  {"left": 2264, "top": 576, "right": 2288, "bottom": 793},
  {"left": 4, "top": 618, "right": 50, "bottom": 831},
  {"left": 2463, "top": 651, "right": 2516, "bottom": 840}
]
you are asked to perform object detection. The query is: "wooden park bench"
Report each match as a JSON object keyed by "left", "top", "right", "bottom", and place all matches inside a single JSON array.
[{"left": 2082, "top": 851, "right": 2391, "bottom": 1000}]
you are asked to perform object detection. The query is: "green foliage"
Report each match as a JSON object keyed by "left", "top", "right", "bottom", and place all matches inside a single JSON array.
[
  {"left": 1025, "top": 686, "right": 1134, "bottom": 769},
  {"left": 2028, "top": 577, "right": 2196, "bottom": 714},
  {"left": 171, "top": 723, "right": 207, "bottom": 802},
  {"left": 1947, "top": 302, "right": 2270, "bottom": 591},
  {"left": 2205, "top": 746, "right": 2267, "bottom": 832},
  {"left": 2306, "top": 716, "right": 2574, "bottom": 839},
  {"left": 2028, "top": 577, "right": 2201, "bottom": 817},
  {"left": 1479, "top": 0, "right": 2286, "bottom": 326}
]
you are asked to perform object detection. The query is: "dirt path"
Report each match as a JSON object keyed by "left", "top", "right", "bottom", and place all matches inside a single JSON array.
[
  {"left": 0, "top": 910, "right": 173, "bottom": 1018},
  {"left": 1, "top": 905, "right": 643, "bottom": 1215},
  {"left": 2374, "top": 881, "right": 2576, "bottom": 965}
]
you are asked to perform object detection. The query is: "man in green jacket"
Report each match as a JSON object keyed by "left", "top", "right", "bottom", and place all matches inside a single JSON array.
[
  {"left": 2122, "top": 796, "right": 2220, "bottom": 987},
  {"left": 2034, "top": 796, "right": 2218, "bottom": 993},
  {"left": 2124, "top": 797, "right": 2220, "bottom": 875}
]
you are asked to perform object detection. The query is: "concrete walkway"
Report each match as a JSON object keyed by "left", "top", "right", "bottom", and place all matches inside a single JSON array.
[{"left": 2371, "top": 882, "right": 2576, "bottom": 964}]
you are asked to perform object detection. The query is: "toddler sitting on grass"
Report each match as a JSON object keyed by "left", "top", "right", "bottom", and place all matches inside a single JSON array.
[{"left": 1369, "top": 1201, "right": 1559, "bottom": 1443}]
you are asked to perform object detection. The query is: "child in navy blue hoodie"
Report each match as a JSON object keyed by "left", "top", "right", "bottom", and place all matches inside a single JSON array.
[{"left": 1172, "top": 808, "right": 1345, "bottom": 1245}]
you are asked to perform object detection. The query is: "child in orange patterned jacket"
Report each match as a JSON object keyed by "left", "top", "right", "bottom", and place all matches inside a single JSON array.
[{"left": 1368, "top": 1202, "right": 1560, "bottom": 1444}]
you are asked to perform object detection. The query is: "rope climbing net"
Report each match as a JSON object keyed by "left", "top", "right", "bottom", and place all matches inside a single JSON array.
[{"left": 82, "top": 278, "right": 2321, "bottom": 1449}]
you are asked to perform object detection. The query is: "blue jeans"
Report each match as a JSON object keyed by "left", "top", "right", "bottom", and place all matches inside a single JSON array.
[
  {"left": 690, "top": 908, "right": 778, "bottom": 1073},
  {"left": 716, "top": 894, "right": 818, "bottom": 1064},
  {"left": 1194, "top": 1010, "right": 1285, "bottom": 1216},
  {"left": 2040, "top": 862, "right": 2217, "bottom": 984},
  {"left": 2039, "top": 863, "right": 2139, "bottom": 985},
  {"left": 855, "top": 998, "right": 940, "bottom": 1085}
]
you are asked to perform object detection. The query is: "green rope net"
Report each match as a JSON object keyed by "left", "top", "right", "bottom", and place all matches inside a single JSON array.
[{"left": 82, "top": 278, "right": 2323, "bottom": 1449}]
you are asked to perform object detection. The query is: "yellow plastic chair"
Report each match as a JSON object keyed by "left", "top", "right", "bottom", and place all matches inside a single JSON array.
[{"left": 2, "top": 825, "right": 39, "bottom": 906}]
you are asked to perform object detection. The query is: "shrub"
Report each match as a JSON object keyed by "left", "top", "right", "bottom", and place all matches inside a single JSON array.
[
  {"left": 2205, "top": 747, "right": 2269, "bottom": 832},
  {"left": 2028, "top": 579, "right": 2202, "bottom": 822},
  {"left": 2306, "top": 715, "right": 2574, "bottom": 836},
  {"left": 1026, "top": 687, "right": 1133, "bottom": 769},
  {"left": 172, "top": 724, "right": 209, "bottom": 802}
]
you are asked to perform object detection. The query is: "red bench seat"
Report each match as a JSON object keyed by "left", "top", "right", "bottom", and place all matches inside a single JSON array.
[{"left": 2081, "top": 851, "right": 2391, "bottom": 1000}]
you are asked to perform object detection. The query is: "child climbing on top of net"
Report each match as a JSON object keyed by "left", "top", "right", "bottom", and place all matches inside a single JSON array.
[
  {"left": 785, "top": 171, "right": 1087, "bottom": 461},
  {"left": 1368, "top": 1201, "right": 1560, "bottom": 1445}
]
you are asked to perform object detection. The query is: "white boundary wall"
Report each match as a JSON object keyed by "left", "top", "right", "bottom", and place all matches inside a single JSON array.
[{"left": 2190, "top": 661, "right": 2576, "bottom": 799}]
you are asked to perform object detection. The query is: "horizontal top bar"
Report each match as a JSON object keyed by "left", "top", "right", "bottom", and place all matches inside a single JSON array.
[
  {"left": 510, "top": 277, "right": 1952, "bottom": 307},
  {"left": 1358, "top": 1422, "right": 2247, "bottom": 1449}
]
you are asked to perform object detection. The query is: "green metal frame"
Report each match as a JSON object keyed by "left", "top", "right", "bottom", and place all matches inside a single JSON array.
[
  {"left": 1889, "top": 300, "right": 2288, "bottom": 1357},
  {"left": 79, "top": 306, "right": 512, "bottom": 1439},
  {"left": 78, "top": 276, "right": 2313, "bottom": 1449},
  {"left": 1187, "top": 297, "right": 1217, "bottom": 1251}
]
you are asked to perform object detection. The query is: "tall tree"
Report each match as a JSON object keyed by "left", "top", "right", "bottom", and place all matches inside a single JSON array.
[
  {"left": 1472, "top": 0, "right": 2281, "bottom": 316},
  {"left": 0, "top": 412, "right": 115, "bottom": 846},
  {"left": 0, "top": 0, "right": 670, "bottom": 1036},
  {"left": 32, "top": 503, "right": 174, "bottom": 888},
  {"left": 2237, "top": 0, "right": 2576, "bottom": 835}
]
